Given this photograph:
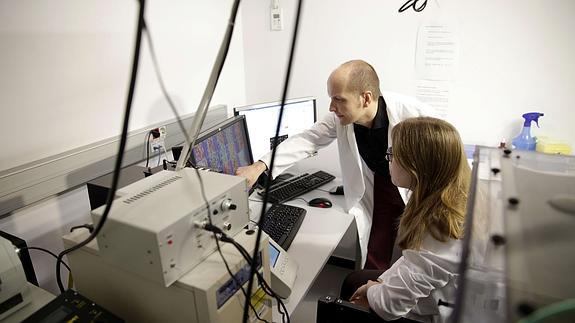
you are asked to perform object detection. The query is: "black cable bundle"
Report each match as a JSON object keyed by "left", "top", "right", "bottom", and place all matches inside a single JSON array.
[
  {"left": 243, "top": 0, "right": 304, "bottom": 322},
  {"left": 54, "top": 0, "right": 147, "bottom": 293}
]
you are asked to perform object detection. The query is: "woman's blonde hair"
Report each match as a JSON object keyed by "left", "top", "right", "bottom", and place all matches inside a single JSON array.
[{"left": 392, "top": 117, "right": 471, "bottom": 250}]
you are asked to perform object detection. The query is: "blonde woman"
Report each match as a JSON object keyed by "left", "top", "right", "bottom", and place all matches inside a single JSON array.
[{"left": 341, "top": 117, "right": 471, "bottom": 323}]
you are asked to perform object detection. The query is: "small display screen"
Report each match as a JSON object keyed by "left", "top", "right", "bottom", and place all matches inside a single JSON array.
[
  {"left": 269, "top": 243, "right": 280, "bottom": 267},
  {"left": 216, "top": 251, "right": 263, "bottom": 309}
]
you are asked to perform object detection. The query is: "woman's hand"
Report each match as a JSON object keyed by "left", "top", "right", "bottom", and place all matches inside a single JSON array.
[{"left": 349, "top": 280, "right": 381, "bottom": 308}]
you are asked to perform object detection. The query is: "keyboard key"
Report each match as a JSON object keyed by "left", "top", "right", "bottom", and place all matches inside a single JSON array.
[
  {"left": 260, "top": 204, "right": 306, "bottom": 250},
  {"left": 260, "top": 170, "right": 335, "bottom": 204}
]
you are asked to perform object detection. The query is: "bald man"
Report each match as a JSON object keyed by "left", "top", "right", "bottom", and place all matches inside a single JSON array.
[{"left": 236, "top": 60, "right": 436, "bottom": 269}]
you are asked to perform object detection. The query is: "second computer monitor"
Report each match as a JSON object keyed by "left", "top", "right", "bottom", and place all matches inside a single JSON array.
[
  {"left": 190, "top": 115, "right": 253, "bottom": 175},
  {"left": 233, "top": 97, "right": 317, "bottom": 160}
]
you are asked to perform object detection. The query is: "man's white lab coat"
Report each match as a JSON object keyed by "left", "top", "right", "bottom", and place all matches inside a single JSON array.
[{"left": 259, "top": 91, "right": 436, "bottom": 266}]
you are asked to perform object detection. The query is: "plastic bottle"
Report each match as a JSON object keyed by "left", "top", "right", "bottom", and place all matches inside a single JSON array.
[{"left": 511, "top": 112, "right": 544, "bottom": 151}]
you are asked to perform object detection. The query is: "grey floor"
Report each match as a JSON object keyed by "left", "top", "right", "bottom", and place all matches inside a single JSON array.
[{"left": 289, "top": 264, "right": 354, "bottom": 323}]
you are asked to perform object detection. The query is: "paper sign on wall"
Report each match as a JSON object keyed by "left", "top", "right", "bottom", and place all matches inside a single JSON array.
[
  {"left": 415, "top": 79, "right": 451, "bottom": 119},
  {"left": 414, "top": 14, "right": 458, "bottom": 117},
  {"left": 415, "top": 22, "right": 459, "bottom": 81}
]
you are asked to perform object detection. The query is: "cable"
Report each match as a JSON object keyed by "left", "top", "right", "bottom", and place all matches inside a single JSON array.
[
  {"left": 200, "top": 223, "right": 288, "bottom": 323},
  {"left": 162, "top": 144, "right": 170, "bottom": 162},
  {"left": 145, "top": 1, "right": 263, "bottom": 320},
  {"left": 150, "top": 2, "right": 247, "bottom": 303},
  {"left": 293, "top": 197, "right": 308, "bottom": 204},
  {"left": 518, "top": 299, "right": 575, "bottom": 323},
  {"left": 145, "top": 130, "right": 152, "bottom": 168},
  {"left": 219, "top": 233, "right": 289, "bottom": 323},
  {"left": 214, "top": 238, "right": 271, "bottom": 323},
  {"left": 54, "top": 0, "right": 147, "bottom": 293},
  {"left": 194, "top": 170, "right": 270, "bottom": 323},
  {"left": 217, "top": 233, "right": 287, "bottom": 322},
  {"left": 142, "top": 20, "right": 190, "bottom": 144},
  {"left": 19, "top": 246, "right": 72, "bottom": 274},
  {"left": 215, "top": 237, "right": 271, "bottom": 323},
  {"left": 69, "top": 224, "right": 94, "bottom": 234},
  {"left": 175, "top": 0, "right": 242, "bottom": 171},
  {"left": 244, "top": 0, "right": 304, "bottom": 321},
  {"left": 156, "top": 146, "right": 162, "bottom": 166}
]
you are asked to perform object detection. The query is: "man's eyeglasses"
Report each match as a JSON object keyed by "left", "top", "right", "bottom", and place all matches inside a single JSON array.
[{"left": 385, "top": 147, "right": 393, "bottom": 162}]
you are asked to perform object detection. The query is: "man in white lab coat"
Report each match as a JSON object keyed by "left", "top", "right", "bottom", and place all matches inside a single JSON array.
[{"left": 236, "top": 60, "right": 436, "bottom": 268}]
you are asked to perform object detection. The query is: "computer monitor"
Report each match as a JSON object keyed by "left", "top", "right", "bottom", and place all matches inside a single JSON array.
[
  {"left": 190, "top": 115, "right": 254, "bottom": 175},
  {"left": 233, "top": 97, "right": 317, "bottom": 160}
]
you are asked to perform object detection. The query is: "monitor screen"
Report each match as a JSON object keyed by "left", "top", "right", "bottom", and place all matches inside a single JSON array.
[
  {"left": 233, "top": 97, "right": 317, "bottom": 160},
  {"left": 190, "top": 115, "right": 253, "bottom": 175},
  {"left": 268, "top": 242, "right": 280, "bottom": 267}
]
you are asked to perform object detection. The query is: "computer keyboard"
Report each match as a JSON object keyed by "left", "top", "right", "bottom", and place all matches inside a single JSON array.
[
  {"left": 261, "top": 170, "right": 336, "bottom": 204},
  {"left": 260, "top": 204, "right": 306, "bottom": 250}
]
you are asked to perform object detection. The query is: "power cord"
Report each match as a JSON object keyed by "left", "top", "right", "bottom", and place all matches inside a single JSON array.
[
  {"left": 69, "top": 224, "right": 94, "bottom": 234},
  {"left": 145, "top": 130, "right": 153, "bottom": 168},
  {"left": 54, "top": 0, "right": 147, "bottom": 294},
  {"left": 293, "top": 197, "right": 308, "bottom": 204},
  {"left": 156, "top": 146, "right": 162, "bottom": 167},
  {"left": 19, "top": 246, "right": 74, "bottom": 290},
  {"left": 151, "top": 0, "right": 272, "bottom": 320},
  {"left": 19, "top": 246, "right": 72, "bottom": 274},
  {"left": 201, "top": 224, "right": 289, "bottom": 323},
  {"left": 143, "top": 4, "right": 257, "bottom": 319},
  {"left": 244, "top": 0, "right": 304, "bottom": 321},
  {"left": 224, "top": 237, "right": 289, "bottom": 323},
  {"left": 225, "top": 239, "right": 289, "bottom": 323},
  {"left": 194, "top": 170, "right": 271, "bottom": 323},
  {"left": 142, "top": 20, "right": 190, "bottom": 142}
]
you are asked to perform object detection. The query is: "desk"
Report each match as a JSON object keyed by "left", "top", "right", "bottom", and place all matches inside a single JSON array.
[{"left": 249, "top": 179, "right": 356, "bottom": 319}]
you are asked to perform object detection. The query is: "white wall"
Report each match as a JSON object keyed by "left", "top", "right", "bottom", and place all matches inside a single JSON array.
[
  {"left": 0, "top": 0, "right": 247, "bottom": 172},
  {"left": 0, "top": 0, "right": 247, "bottom": 294},
  {"left": 241, "top": 0, "right": 575, "bottom": 149}
]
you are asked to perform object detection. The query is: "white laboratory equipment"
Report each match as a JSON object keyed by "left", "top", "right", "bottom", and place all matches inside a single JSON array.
[
  {"left": 452, "top": 147, "right": 575, "bottom": 323},
  {"left": 0, "top": 236, "right": 31, "bottom": 320},
  {"left": 91, "top": 168, "right": 250, "bottom": 287},
  {"left": 63, "top": 228, "right": 272, "bottom": 323},
  {"left": 64, "top": 168, "right": 274, "bottom": 322}
]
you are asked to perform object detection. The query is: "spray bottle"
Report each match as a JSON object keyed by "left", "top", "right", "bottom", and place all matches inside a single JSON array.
[{"left": 511, "top": 112, "right": 544, "bottom": 151}]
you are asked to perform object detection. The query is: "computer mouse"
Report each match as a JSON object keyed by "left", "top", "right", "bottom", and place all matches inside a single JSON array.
[
  {"left": 329, "top": 185, "right": 344, "bottom": 195},
  {"left": 308, "top": 197, "right": 332, "bottom": 208}
]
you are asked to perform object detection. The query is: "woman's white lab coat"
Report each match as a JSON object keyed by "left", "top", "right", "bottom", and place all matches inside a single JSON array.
[
  {"left": 259, "top": 91, "right": 436, "bottom": 266},
  {"left": 367, "top": 235, "right": 461, "bottom": 323}
]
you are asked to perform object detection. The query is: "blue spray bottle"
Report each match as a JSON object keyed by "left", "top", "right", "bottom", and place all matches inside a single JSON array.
[{"left": 511, "top": 112, "right": 544, "bottom": 151}]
